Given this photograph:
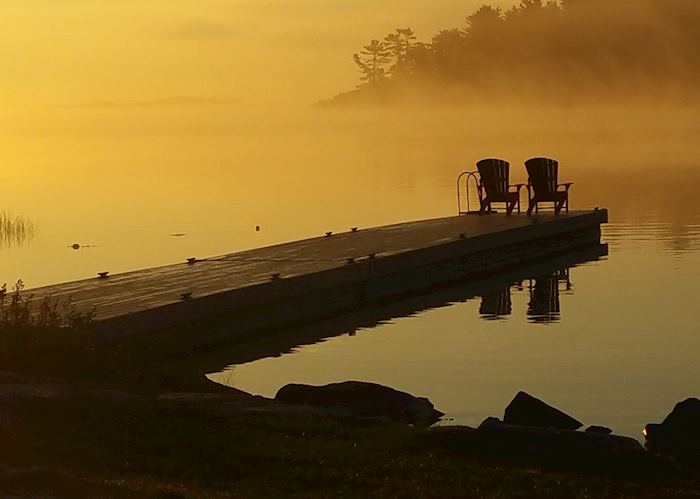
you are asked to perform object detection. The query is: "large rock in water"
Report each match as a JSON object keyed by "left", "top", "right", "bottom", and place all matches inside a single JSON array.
[
  {"left": 503, "top": 391, "right": 582, "bottom": 430},
  {"left": 645, "top": 398, "right": 700, "bottom": 455},
  {"left": 274, "top": 381, "right": 443, "bottom": 425}
]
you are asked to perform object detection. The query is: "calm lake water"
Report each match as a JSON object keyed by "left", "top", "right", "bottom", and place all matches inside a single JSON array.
[{"left": 2, "top": 106, "right": 699, "bottom": 438}]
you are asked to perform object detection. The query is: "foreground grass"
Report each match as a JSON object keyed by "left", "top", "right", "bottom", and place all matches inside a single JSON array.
[{"left": 3, "top": 395, "right": 699, "bottom": 498}]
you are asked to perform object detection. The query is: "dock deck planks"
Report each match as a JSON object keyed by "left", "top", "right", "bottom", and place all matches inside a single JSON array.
[{"left": 27, "top": 211, "right": 607, "bottom": 336}]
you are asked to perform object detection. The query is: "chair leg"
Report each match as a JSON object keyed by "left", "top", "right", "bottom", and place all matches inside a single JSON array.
[
  {"left": 527, "top": 199, "right": 535, "bottom": 216},
  {"left": 479, "top": 198, "right": 489, "bottom": 214},
  {"left": 555, "top": 199, "right": 565, "bottom": 216}
]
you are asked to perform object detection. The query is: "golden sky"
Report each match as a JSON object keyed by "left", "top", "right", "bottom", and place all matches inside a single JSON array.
[{"left": 1, "top": 0, "right": 516, "bottom": 109}]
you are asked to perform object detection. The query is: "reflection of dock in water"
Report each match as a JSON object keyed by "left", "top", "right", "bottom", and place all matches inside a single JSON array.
[
  {"left": 143, "top": 244, "right": 608, "bottom": 387},
  {"left": 27, "top": 210, "right": 607, "bottom": 345}
]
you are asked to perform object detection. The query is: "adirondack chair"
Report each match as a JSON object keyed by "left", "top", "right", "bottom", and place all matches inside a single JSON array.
[
  {"left": 525, "top": 157, "right": 573, "bottom": 215},
  {"left": 476, "top": 159, "right": 524, "bottom": 216}
]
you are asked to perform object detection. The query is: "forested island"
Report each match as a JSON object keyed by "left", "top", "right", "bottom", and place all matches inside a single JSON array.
[{"left": 326, "top": 0, "right": 700, "bottom": 106}]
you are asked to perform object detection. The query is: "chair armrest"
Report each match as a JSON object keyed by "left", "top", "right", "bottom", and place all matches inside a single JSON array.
[{"left": 558, "top": 182, "right": 573, "bottom": 191}]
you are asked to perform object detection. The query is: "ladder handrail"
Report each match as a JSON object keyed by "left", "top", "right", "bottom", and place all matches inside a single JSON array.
[{"left": 457, "top": 170, "right": 481, "bottom": 215}]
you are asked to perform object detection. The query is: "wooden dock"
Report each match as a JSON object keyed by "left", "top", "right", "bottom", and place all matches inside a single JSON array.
[{"left": 28, "top": 210, "right": 608, "bottom": 343}]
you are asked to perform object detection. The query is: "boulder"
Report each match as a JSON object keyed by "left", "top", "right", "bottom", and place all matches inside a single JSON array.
[
  {"left": 503, "top": 391, "right": 582, "bottom": 430},
  {"left": 586, "top": 425, "right": 613, "bottom": 435},
  {"left": 645, "top": 398, "right": 700, "bottom": 456},
  {"left": 274, "top": 381, "right": 443, "bottom": 425},
  {"left": 468, "top": 418, "right": 672, "bottom": 477}
]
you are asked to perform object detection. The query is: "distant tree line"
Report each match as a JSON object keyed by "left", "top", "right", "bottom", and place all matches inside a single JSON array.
[{"left": 348, "top": 0, "right": 700, "bottom": 103}]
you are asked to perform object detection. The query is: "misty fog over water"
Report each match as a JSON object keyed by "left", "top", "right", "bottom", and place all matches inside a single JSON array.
[{"left": 1, "top": 105, "right": 698, "bottom": 287}]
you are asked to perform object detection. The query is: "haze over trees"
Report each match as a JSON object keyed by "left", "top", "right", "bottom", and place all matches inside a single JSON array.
[{"left": 336, "top": 0, "right": 700, "bottom": 105}]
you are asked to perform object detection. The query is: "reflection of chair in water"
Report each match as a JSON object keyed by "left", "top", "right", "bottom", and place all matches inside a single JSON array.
[
  {"left": 525, "top": 157, "right": 573, "bottom": 215},
  {"left": 554, "top": 268, "right": 572, "bottom": 292},
  {"left": 476, "top": 159, "right": 524, "bottom": 215},
  {"left": 527, "top": 275, "right": 562, "bottom": 323},
  {"left": 479, "top": 287, "right": 513, "bottom": 320}
]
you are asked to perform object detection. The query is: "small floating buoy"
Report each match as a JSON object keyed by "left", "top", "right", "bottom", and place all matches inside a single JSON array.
[
  {"left": 325, "top": 231, "right": 333, "bottom": 237},
  {"left": 270, "top": 273, "right": 281, "bottom": 281},
  {"left": 187, "top": 257, "right": 197, "bottom": 265},
  {"left": 346, "top": 257, "right": 356, "bottom": 264},
  {"left": 97, "top": 272, "right": 109, "bottom": 279},
  {"left": 351, "top": 227, "right": 359, "bottom": 233},
  {"left": 71, "top": 243, "right": 80, "bottom": 250},
  {"left": 181, "top": 292, "right": 193, "bottom": 300}
]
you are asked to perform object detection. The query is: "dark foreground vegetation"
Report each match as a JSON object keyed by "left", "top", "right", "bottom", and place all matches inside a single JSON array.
[
  {"left": 329, "top": 0, "right": 700, "bottom": 106},
  {"left": 1, "top": 371, "right": 699, "bottom": 498},
  {"left": 0, "top": 281, "right": 96, "bottom": 376}
]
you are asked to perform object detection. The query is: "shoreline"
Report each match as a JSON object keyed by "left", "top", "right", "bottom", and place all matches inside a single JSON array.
[{"left": 0, "top": 370, "right": 697, "bottom": 498}]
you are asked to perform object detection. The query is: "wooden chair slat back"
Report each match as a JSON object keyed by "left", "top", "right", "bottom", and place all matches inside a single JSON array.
[
  {"left": 477, "top": 158, "right": 511, "bottom": 199},
  {"left": 525, "top": 157, "right": 559, "bottom": 198}
]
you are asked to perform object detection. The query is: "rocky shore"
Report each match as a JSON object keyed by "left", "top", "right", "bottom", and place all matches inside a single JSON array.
[{"left": 0, "top": 372, "right": 697, "bottom": 497}]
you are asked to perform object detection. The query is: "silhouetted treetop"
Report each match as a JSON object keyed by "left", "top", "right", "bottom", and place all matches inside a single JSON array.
[
  {"left": 466, "top": 6, "right": 504, "bottom": 35},
  {"left": 353, "top": 40, "right": 392, "bottom": 83}
]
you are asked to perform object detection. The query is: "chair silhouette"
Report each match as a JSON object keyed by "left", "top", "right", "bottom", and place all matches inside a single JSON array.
[
  {"left": 479, "top": 287, "right": 513, "bottom": 320},
  {"left": 476, "top": 159, "right": 524, "bottom": 216},
  {"left": 525, "top": 158, "right": 573, "bottom": 215}
]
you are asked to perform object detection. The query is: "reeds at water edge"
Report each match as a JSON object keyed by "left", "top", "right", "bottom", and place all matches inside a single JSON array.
[{"left": 0, "top": 211, "right": 35, "bottom": 249}]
